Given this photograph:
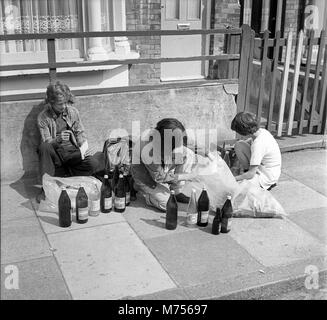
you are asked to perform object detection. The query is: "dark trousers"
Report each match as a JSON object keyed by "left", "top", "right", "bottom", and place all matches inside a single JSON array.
[{"left": 38, "top": 142, "right": 99, "bottom": 177}]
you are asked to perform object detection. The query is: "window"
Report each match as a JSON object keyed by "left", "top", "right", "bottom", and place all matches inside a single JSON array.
[{"left": 0, "top": 0, "right": 128, "bottom": 65}]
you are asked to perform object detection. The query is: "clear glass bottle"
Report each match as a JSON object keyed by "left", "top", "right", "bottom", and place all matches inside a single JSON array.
[{"left": 186, "top": 189, "right": 198, "bottom": 228}]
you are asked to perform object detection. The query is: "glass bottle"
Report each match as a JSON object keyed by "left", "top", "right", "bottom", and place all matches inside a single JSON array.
[
  {"left": 166, "top": 190, "right": 178, "bottom": 230},
  {"left": 58, "top": 186, "right": 71, "bottom": 228},
  {"left": 197, "top": 187, "right": 210, "bottom": 227},
  {"left": 76, "top": 185, "right": 88, "bottom": 224},
  {"left": 186, "top": 189, "right": 198, "bottom": 228},
  {"left": 114, "top": 174, "right": 126, "bottom": 213},
  {"left": 100, "top": 175, "right": 112, "bottom": 213}
]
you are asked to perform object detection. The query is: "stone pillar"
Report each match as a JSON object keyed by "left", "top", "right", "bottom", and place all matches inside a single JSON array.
[
  {"left": 112, "top": 0, "right": 130, "bottom": 55},
  {"left": 260, "top": 0, "right": 270, "bottom": 33},
  {"left": 243, "top": 0, "right": 252, "bottom": 25},
  {"left": 87, "top": 0, "right": 108, "bottom": 60}
]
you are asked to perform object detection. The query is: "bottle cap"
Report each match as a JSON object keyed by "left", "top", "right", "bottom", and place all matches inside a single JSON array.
[
  {"left": 61, "top": 186, "right": 66, "bottom": 190},
  {"left": 170, "top": 190, "right": 175, "bottom": 195},
  {"left": 119, "top": 174, "right": 123, "bottom": 178},
  {"left": 104, "top": 175, "right": 108, "bottom": 179},
  {"left": 192, "top": 188, "right": 197, "bottom": 193},
  {"left": 227, "top": 195, "right": 232, "bottom": 200}
]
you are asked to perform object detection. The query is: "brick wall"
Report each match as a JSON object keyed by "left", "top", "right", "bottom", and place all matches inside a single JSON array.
[
  {"left": 283, "top": 0, "right": 305, "bottom": 36},
  {"left": 126, "top": 0, "right": 161, "bottom": 85},
  {"left": 210, "top": 0, "right": 241, "bottom": 79},
  {"left": 125, "top": 0, "right": 242, "bottom": 83}
]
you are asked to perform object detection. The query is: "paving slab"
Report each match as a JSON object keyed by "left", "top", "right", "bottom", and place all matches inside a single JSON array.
[
  {"left": 1, "top": 217, "right": 52, "bottom": 265},
  {"left": 277, "top": 134, "right": 325, "bottom": 153},
  {"left": 288, "top": 207, "right": 327, "bottom": 244},
  {"left": 34, "top": 200, "right": 125, "bottom": 234},
  {"left": 144, "top": 230, "right": 264, "bottom": 287},
  {"left": 281, "top": 149, "right": 327, "bottom": 196},
  {"left": 122, "top": 287, "right": 190, "bottom": 300},
  {"left": 1, "top": 184, "right": 36, "bottom": 222},
  {"left": 1, "top": 256, "right": 71, "bottom": 300},
  {"left": 132, "top": 256, "right": 327, "bottom": 300},
  {"left": 47, "top": 222, "right": 176, "bottom": 300},
  {"left": 124, "top": 198, "right": 201, "bottom": 240},
  {"left": 186, "top": 257, "right": 327, "bottom": 299},
  {"left": 270, "top": 178, "right": 327, "bottom": 214},
  {"left": 229, "top": 218, "right": 327, "bottom": 267}
]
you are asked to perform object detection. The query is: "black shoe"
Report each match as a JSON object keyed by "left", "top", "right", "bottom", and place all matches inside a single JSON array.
[
  {"left": 175, "top": 193, "right": 190, "bottom": 203},
  {"left": 36, "top": 188, "right": 45, "bottom": 203},
  {"left": 267, "top": 183, "right": 277, "bottom": 191}
]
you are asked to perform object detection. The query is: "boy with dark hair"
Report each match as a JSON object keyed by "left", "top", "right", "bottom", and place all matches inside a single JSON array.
[{"left": 231, "top": 112, "right": 281, "bottom": 190}]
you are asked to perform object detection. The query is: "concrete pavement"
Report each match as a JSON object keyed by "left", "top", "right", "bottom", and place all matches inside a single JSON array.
[{"left": 1, "top": 146, "right": 327, "bottom": 300}]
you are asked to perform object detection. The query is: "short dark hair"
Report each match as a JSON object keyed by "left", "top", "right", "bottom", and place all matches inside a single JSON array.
[
  {"left": 231, "top": 112, "right": 258, "bottom": 136},
  {"left": 45, "top": 81, "right": 75, "bottom": 105}
]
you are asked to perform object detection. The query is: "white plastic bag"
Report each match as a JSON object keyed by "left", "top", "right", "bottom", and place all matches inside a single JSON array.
[
  {"left": 39, "top": 174, "right": 102, "bottom": 213},
  {"left": 232, "top": 180, "right": 286, "bottom": 218},
  {"left": 181, "top": 152, "right": 286, "bottom": 218},
  {"left": 181, "top": 152, "right": 240, "bottom": 210}
]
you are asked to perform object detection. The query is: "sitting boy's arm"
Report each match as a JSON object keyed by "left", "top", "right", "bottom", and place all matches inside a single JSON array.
[
  {"left": 70, "top": 107, "right": 87, "bottom": 147},
  {"left": 37, "top": 117, "right": 57, "bottom": 145},
  {"left": 235, "top": 165, "right": 258, "bottom": 181}
]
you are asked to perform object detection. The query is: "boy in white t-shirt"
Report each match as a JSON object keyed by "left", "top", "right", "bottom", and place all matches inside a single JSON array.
[{"left": 231, "top": 112, "right": 282, "bottom": 190}]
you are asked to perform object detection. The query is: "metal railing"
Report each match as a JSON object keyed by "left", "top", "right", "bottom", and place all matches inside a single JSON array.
[{"left": 0, "top": 28, "right": 242, "bottom": 102}]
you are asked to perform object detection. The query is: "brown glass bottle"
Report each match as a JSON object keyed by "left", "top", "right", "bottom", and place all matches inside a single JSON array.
[
  {"left": 129, "top": 175, "right": 137, "bottom": 201},
  {"left": 114, "top": 174, "right": 126, "bottom": 213},
  {"left": 108, "top": 168, "right": 114, "bottom": 187},
  {"left": 76, "top": 186, "right": 88, "bottom": 224},
  {"left": 221, "top": 195, "right": 233, "bottom": 233},
  {"left": 58, "top": 187, "right": 71, "bottom": 228},
  {"left": 123, "top": 172, "right": 130, "bottom": 206},
  {"left": 113, "top": 165, "right": 120, "bottom": 190},
  {"left": 212, "top": 208, "right": 222, "bottom": 235},
  {"left": 197, "top": 187, "right": 210, "bottom": 227},
  {"left": 166, "top": 190, "right": 178, "bottom": 230},
  {"left": 100, "top": 175, "right": 112, "bottom": 213},
  {"left": 223, "top": 151, "right": 231, "bottom": 168}
]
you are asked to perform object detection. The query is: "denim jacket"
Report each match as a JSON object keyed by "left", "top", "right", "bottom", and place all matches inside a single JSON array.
[{"left": 37, "top": 103, "right": 87, "bottom": 147}]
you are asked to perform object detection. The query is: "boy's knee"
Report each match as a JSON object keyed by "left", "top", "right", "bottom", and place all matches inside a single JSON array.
[
  {"left": 84, "top": 155, "right": 100, "bottom": 174},
  {"left": 234, "top": 140, "right": 245, "bottom": 152},
  {"left": 234, "top": 140, "right": 249, "bottom": 156}
]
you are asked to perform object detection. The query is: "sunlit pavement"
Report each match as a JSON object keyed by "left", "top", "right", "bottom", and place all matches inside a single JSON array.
[{"left": 1, "top": 146, "right": 326, "bottom": 300}]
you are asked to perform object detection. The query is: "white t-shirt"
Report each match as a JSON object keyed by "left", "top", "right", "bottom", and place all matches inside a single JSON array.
[{"left": 250, "top": 128, "right": 282, "bottom": 189}]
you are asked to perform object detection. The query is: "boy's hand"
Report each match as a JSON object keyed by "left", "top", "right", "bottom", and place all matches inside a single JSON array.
[{"left": 56, "top": 130, "right": 71, "bottom": 143}]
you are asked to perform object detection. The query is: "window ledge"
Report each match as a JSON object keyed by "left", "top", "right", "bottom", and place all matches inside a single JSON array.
[{"left": 0, "top": 51, "right": 140, "bottom": 77}]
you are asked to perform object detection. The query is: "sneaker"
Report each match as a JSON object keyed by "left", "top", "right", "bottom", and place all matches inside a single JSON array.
[{"left": 175, "top": 193, "right": 190, "bottom": 203}]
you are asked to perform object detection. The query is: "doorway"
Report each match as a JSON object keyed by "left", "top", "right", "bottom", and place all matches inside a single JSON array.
[{"left": 160, "top": 0, "right": 210, "bottom": 81}]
